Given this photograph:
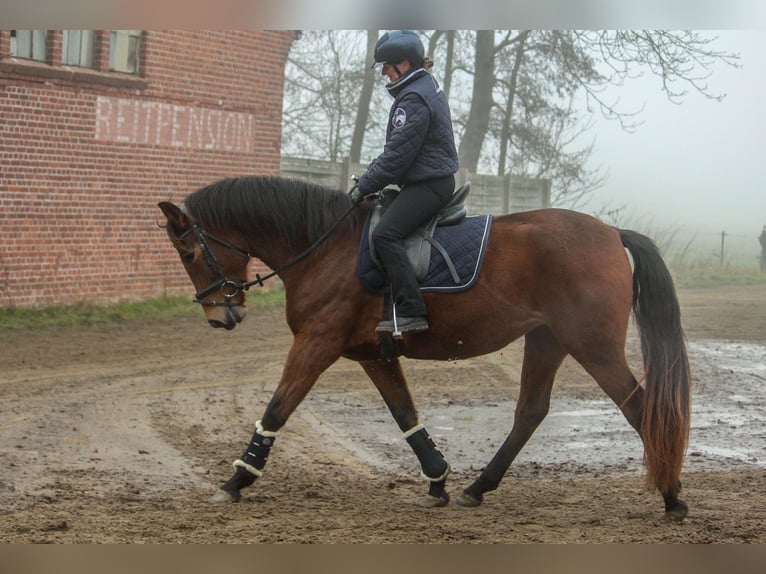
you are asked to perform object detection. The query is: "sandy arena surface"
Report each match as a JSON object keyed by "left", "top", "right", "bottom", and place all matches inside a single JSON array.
[{"left": 1, "top": 284, "right": 764, "bottom": 543}]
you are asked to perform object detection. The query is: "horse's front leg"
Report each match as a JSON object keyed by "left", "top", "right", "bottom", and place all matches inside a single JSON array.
[
  {"left": 211, "top": 334, "right": 341, "bottom": 503},
  {"left": 360, "top": 358, "right": 451, "bottom": 508}
]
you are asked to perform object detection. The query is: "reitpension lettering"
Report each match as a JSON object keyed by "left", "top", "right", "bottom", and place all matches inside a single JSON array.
[{"left": 95, "top": 96, "right": 255, "bottom": 153}]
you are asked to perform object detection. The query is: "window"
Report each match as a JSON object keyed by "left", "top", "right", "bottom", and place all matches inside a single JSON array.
[
  {"left": 109, "top": 30, "right": 141, "bottom": 74},
  {"left": 11, "top": 30, "right": 47, "bottom": 61},
  {"left": 62, "top": 30, "right": 95, "bottom": 67}
]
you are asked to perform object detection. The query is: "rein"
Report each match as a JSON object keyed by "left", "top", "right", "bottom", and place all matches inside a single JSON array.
[{"left": 183, "top": 201, "right": 359, "bottom": 307}]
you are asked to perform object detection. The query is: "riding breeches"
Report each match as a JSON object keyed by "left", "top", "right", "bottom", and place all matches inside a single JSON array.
[{"left": 371, "top": 175, "right": 455, "bottom": 317}]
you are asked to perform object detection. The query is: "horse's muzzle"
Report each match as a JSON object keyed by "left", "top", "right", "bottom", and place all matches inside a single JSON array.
[{"left": 207, "top": 305, "right": 247, "bottom": 330}]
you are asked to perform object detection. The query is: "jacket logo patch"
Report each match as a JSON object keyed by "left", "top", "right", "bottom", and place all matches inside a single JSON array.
[{"left": 392, "top": 108, "right": 407, "bottom": 129}]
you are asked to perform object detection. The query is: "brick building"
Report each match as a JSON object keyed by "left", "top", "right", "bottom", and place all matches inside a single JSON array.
[{"left": 0, "top": 30, "right": 295, "bottom": 308}]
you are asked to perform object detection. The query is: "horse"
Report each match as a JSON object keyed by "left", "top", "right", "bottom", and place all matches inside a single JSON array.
[{"left": 158, "top": 175, "right": 691, "bottom": 520}]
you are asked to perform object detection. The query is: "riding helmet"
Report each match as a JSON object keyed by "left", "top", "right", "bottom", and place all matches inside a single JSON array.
[{"left": 372, "top": 30, "right": 425, "bottom": 68}]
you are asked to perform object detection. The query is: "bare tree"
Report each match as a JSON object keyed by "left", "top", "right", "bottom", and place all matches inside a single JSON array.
[
  {"left": 283, "top": 30, "right": 738, "bottom": 209},
  {"left": 490, "top": 30, "right": 609, "bottom": 207},
  {"left": 458, "top": 31, "right": 497, "bottom": 173},
  {"left": 283, "top": 31, "right": 378, "bottom": 161},
  {"left": 457, "top": 29, "right": 737, "bottom": 207},
  {"left": 497, "top": 30, "right": 529, "bottom": 176},
  {"left": 573, "top": 31, "right": 738, "bottom": 128},
  {"left": 349, "top": 30, "right": 378, "bottom": 163},
  {"left": 425, "top": 30, "right": 456, "bottom": 98}
]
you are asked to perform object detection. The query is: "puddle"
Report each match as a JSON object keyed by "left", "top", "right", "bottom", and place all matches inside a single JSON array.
[{"left": 306, "top": 339, "right": 766, "bottom": 478}]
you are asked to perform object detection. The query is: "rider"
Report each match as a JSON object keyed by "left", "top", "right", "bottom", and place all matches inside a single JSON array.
[{"left": 353, "top": 30, "right": 459, "bottom": 334}]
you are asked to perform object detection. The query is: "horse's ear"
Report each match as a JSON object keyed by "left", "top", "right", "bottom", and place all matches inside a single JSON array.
[{"left": 158, "top": 201, "right": 191, "bottom": 236}]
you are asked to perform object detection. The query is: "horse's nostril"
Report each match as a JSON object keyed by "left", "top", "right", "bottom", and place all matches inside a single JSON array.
[{"left": 227, "top": 306, "right": 247, "bottom": 324}]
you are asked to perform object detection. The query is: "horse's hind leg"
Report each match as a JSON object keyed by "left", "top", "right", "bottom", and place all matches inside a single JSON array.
[
  {"left": 458, "top": 326, "right": 566, "bottom": 507},
  {"left": 360, "top": 358, "right": 451, "bottom": 508},
  {"left": 573, "top": 354, "right": 688, "bottom": 521}
]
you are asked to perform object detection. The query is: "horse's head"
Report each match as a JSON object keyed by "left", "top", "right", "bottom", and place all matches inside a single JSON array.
[{"left": 158, "top": 201, "right": 249, "bottom": 330}]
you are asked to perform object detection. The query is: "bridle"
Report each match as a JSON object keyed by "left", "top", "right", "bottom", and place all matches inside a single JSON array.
[
  {"left": 178, "top": 223, "right": 253, "bottom": 308},
  {"left": 178, "top": 200, "right": 360, "bottom": 308}
]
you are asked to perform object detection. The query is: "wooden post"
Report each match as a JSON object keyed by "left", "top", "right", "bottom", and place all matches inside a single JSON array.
[
  {"left": 340, "top": 156, "right": 351, "bottom": 191},
  {"left": 720, "top": 231, "right": 726, "bottom": 268}
]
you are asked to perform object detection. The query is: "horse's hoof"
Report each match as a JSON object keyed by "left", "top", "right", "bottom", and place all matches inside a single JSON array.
[
  {"left": 664, "top": 500, "right": 688, "bottom": 522},
  {"left": 419, "top": 494, "right": 449, "bottom": 508},
  {"left": 209, "top": 488, "right": 241, "bottom": 504},
  {"left": 456, "top": 492, "right": 482, "bottom": 507}
]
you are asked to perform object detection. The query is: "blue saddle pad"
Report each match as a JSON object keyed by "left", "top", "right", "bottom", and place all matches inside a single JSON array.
[{"left": 358, "top": 214, "right": 493, "bottom": 294}]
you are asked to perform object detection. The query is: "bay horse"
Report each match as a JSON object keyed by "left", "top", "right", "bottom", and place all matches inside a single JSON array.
[{"left": 158, "top": 175, "right": 691, "bottom": 520}]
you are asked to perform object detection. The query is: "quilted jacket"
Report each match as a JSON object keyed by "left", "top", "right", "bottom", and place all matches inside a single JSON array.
[{"left": 357, "top": 69, "right": 458, "bottom": 195}]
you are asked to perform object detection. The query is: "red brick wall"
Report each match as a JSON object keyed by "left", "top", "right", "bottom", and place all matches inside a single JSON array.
[{"left": 0, "top": 30, "right": 294, "bottom": 308}]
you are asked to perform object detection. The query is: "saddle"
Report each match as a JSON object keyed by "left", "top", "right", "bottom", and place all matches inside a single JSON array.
[{"left": 367, "top": 182, "right": 472, "bottom": 283}]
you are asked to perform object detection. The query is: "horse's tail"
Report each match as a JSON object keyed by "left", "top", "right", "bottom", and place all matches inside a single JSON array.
[{"left": 619, "top": 229, "right": 691, "bottom": 495}]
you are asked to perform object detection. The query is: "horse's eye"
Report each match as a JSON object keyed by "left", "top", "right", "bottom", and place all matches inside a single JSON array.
[{"left": 180, "top": 251, "right": 195, "bottom": 264}]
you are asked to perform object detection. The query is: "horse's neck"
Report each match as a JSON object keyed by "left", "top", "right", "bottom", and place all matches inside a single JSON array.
[
  {"left": 249, "top": 236, "right": 296, "bottom": 273},
  {"left": 272, "top": 222, "right": 361, "bottom": 290}
]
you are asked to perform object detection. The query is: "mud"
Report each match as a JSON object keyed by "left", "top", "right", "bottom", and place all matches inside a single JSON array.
[{"left": 1, "top": 285, "right": 765, "bottom": 543}]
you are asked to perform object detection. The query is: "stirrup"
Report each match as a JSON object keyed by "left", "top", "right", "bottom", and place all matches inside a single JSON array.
[{"left": 376, "top": 316, "right": 429, "bottom": 337}]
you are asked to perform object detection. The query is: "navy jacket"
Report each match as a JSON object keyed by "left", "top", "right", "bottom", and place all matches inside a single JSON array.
[{"left": 357, "top": 69, "right": 458, "bottom": 195}]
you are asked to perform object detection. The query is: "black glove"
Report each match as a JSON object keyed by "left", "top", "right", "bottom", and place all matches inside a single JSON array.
[{"left": 349, "top": 185, "right": 365, "bottom": 204}]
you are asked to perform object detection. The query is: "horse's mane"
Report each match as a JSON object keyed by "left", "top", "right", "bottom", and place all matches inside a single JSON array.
[{"left": 183, "top": 176, "right": 356, "bottom": 251}]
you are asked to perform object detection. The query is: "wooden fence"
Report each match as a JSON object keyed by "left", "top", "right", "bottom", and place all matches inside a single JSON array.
[{"left": 280, "top": 156, "right": 551, "bottom": 215}]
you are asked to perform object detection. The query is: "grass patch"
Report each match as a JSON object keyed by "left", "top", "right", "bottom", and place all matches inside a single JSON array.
[
  {"left": 0, "top": 289, "right": 286, "bottom": 331},
  {"left": 672, "top": 266, "right": 766, "bottom": 289},
  {"left": 8, "top": 265, "right": 761, "bottom": 331}
]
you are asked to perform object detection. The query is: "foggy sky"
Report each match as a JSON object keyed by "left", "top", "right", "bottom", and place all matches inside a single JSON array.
[{"left": 585, "top": 30, "right": 766, "bottom": 241}]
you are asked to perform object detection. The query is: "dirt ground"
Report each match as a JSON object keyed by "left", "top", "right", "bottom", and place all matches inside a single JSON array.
[{"left": 1, "top": 284, "right": 764, "bottom": 543}]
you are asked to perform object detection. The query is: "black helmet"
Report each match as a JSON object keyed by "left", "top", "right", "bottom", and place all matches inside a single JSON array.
[{"left": 372, "top": 30, "right": 425, "bottom": 68}]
